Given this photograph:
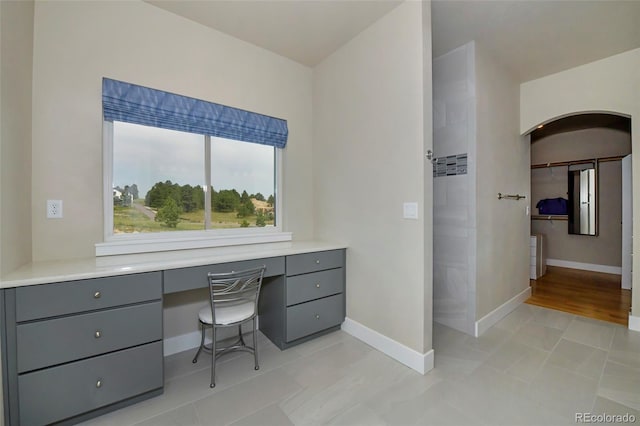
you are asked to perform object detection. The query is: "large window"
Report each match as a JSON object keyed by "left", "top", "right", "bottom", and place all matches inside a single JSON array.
[
  {"left": 111, "top": 121, "right": 276, "bottom": 234},
  {"left": 98, "top": 78, "right": 289, "bottom": 256}
]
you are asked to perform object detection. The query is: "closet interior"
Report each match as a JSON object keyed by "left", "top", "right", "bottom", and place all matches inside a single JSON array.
[{"left": 526, "top": 113, "right": 632, "bottom": 325}]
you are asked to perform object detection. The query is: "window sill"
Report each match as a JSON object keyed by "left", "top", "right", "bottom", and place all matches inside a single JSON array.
[{"left": 95, "top": 231, "right": 292, "bottom": 257}]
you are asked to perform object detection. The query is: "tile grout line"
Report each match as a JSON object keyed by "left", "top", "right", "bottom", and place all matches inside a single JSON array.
[{"left": 591, "top": 326, "right": 615, "bottom": 412}]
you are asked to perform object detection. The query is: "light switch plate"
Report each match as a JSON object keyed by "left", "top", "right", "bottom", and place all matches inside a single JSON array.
[{"left": 403, "top": 202, "right": 418, "bottom": 219}]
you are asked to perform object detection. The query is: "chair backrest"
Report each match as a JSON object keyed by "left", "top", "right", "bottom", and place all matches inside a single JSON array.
[{"left": 207, "top": 266, "right": 266, "bottom": 323}]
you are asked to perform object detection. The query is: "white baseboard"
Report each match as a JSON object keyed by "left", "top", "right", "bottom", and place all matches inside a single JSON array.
[
  {"left": 341, "top": 317, "right": 434, "bottom": 375},
  {"left": 166, "top": 319, "right": 437, "bottom": 375},
  {"left": 474, "top": 287, "right": 531, "bottom": 337},
  {"left": 546, "top": 259, "right": 622, "bottom": 275},
  {"left": 164, "top": 331, "right": 205, "bottom": 357},
  {"left": 629, "top": 315, "right": 640, "bottom": 332}
]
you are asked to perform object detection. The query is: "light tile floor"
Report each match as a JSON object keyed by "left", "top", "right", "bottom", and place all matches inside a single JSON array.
[{"left": 82, "top": 304, "right": 640, "bottom": 425}]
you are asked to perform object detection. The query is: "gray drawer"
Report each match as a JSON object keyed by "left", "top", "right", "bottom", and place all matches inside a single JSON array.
[
  {"left": 286, "top": 294, "right": 344, "bottom": 342},
  {"left": 16, "top": 271, "right": 161, "bottom": 322},
  {"left": 18, "top": 341, "right": 163, "bottom": 426},
  {"left": 164, "top": 256, "right": 285, "bottom": 294},
  {"left": 17, "top": 301, "right": 162, "bottom": 373},
  {"left": 286, "top": 268, "right": 344, "bottom": 306},
  {"left": 286, "top": 250, "right": 345, "bottom": 276}
]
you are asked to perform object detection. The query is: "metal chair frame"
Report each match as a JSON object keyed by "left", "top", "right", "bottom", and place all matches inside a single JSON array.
[{"left": 192, "top": 265, "right": 266, "bottom": 388}]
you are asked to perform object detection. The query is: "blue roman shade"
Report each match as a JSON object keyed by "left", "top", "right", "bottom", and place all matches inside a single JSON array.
[{"left": 102, "top": 78, "right": 288, "bottom": 148}]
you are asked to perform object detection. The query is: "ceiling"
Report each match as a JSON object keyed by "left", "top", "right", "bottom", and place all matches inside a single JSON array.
[
  {"left": 148, "top": 0, "right": 640, "bottom": 82},
  {"left": 432, "top": 0, "right": 640, "bottom": 82},
  {"left": 145, "top": 0, "right": 402, "bottom": 67}
]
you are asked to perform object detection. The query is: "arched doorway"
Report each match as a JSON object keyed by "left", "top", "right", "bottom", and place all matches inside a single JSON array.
[{"left": 525, "top": 112, "right": 632, "bottom": 325}]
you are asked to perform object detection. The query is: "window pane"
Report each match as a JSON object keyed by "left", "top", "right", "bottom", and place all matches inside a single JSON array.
[
  {"left": 210, "top": 137, "right": 275, "bottom": 229},
  {"left": 112, "top": 122, "right": 205, "bottom": 233}
]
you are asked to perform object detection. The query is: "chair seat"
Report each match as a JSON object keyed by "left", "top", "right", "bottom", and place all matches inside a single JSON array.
[{"left": 199, "top": 302, "right": 255, "bottom": 326}]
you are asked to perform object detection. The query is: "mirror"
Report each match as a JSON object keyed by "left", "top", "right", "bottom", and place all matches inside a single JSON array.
[{"left": 568, "top": 162, "right": 598, "bottom": 236}]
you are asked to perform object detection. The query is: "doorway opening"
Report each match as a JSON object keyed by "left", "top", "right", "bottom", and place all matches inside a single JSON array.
[{"left": 525, "top": 112, "right": 632, "bottom": 325}]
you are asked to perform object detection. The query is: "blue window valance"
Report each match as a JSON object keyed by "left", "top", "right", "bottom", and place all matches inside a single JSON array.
[{"left": 102, "top": 78, "right": 288, "bottom": 148}]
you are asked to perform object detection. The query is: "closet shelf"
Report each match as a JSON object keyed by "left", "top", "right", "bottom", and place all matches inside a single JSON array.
[
  {"left": 531, "top": 155, "right": 625, "bottom": 169},
  {"left": 531, "top": 215, "right": 568, "bottom": 221}
]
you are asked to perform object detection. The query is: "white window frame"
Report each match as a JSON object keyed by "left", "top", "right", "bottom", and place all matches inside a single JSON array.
[{"left": 96, "top": 121, "right": 290, "bottom": 256}]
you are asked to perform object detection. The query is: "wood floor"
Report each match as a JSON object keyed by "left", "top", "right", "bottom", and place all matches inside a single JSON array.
[{"left": 525, "top": 266, "right": 631, "bottom": 326}]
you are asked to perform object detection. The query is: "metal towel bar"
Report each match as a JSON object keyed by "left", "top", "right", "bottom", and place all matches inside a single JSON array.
[{"left": 497, "top": 193, "right": 526, "bottom": 200}]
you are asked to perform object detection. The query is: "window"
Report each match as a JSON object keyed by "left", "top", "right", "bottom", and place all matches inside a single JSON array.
[
  {"left": 113, "top": 122, "right": 206, "bottom": 233},
  {"left": 98, "top": 78, "right": 289, "bottom": 256}
]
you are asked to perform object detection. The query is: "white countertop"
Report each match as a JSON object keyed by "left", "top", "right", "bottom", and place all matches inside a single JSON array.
[{"left": 0, "top": 240, "right": 347, "bottom": 288}]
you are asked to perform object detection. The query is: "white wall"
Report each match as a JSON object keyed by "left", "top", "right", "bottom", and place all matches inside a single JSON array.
[
  {"left": 531, "top": 127, "right": 631, "bottom": 165},
  {"left": 313, "top": 1, "right": 430, "bottom": 353},
  {"left": 432, "top": 42, "right": 477, "bottom": 335},
  {"left": 31, "top": 0, "right": 314, "bottom": 262},
  {"left": 1, "top": 2, "right": 34, "bottom": 422},
  {"left": 1, "top": 0, "right": 33, "bottom": 276},
  {"left": 421, "top": 0, "right": 434, "bottom": 353},
  {"left": 475, "top": 42, "right": 530, "bottom": 322},
  {"left": 30, "top": 1, "right": 314, "bottom": 343},
  {"left": 521, "top": 48, "right": 640, "bottom": 319}
]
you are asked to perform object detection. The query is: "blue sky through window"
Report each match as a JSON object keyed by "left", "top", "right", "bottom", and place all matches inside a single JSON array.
[{"left": 113, "top": 121, "right": 274, "bottom": 198}]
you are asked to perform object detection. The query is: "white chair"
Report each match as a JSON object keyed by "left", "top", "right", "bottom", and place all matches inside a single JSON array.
[{"left": 192, "top": 266, "right": 266, "bottom": 388}]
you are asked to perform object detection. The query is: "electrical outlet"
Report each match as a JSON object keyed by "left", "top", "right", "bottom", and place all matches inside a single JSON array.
[{"left": 47, "top": 200, "right": 63, "bottom": 218}]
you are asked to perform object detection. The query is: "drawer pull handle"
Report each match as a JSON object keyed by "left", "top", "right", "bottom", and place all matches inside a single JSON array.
[
  {"left": 94, "top": 291, "right": 101, "bottom": 299},
  {"left": 96, "top": 379, "right": 102, "bottom": 388},
  {"left": 316, "top": 283, "right": 321, "bottom": 288},
  {"left": 316, "top": 260, "right": 320, "bottom": 264},
  {"left": 315, "top": 314, "right": 320, "bottom": 320},
  {"left": 95, "top": 330, "right": 102, "bottom": 338}
]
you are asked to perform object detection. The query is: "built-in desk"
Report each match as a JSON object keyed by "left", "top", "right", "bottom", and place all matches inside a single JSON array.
[{"left": 0, "top": 241, "right": 346, "bottom": 426}]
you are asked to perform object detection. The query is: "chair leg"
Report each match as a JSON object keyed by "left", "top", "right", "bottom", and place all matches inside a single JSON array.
[
  {"left": 192, "top": 322, "right": 206, "bottom": 363},
  {"left": 238, "top": 324, "right": 246, "bottom": 346},
  {"left": 210, "top": 325, "right": 217, "bottom": 388},
  {"left": 253, "top": 317, "right": 259, "bottom": 371}
]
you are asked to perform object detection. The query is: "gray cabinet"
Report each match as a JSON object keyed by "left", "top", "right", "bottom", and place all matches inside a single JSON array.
[
  {"left": 18, "top": 342, "right": 163, "bottom": 426},
  {"left": 0, "top": 247, "right": 346, "bottom": 424},
  {"left": 163, "top": 257, "right": 285, "bottom": 294},
  {"left": 3, "top": 272, "right": 163, "bottom": 426},
  {"left": 285, "top": 268, "right": 343, "bottom": 306},
  {"left": 286, "top": 294, "right": 344, "bottom": 341},
  {"left": 285, "top": 250, "right": 344, "bottom": 276},
  {"left": 15, "top": 271, "right": 161, "bottom": 322},
  {"left": 260, "top": 249, "right": 346, "bottom": 349},
  {"left": 16, "top": 302, "right": 162, "bottom": 373}
]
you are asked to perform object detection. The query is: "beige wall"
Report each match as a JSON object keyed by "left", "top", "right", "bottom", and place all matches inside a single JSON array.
[
  {"left": 521, "top": 48, "right": 640, "bottom": 318},
  {"left": 531, "top": 162, "right": 623, "bottom": 266},
  {"left": 531, "top": 127, "right": 631, "bottom": 267},
  {"left": 422, "top": 1, "right": 434, "bottom": 352},
  {"left": 531, "top": 127, "right": 631, "bottom": 165},
  {"left": 313, "top": 1, "right": 430, "bottom": 353},
  {"left": 31, "top": 0, "right": 314, "bottom": 262},
  {"left": 29, "top": 1, "right": 314, "bottom": 342},
  {"left": 474, "top": 43, "right": 530, "bottom": 319},
  {"left": 1, "top": 2, "right": 35, "bottom": 422},
  {"left": 1, "top": 0, "right": 33, "bottom": 276}
]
